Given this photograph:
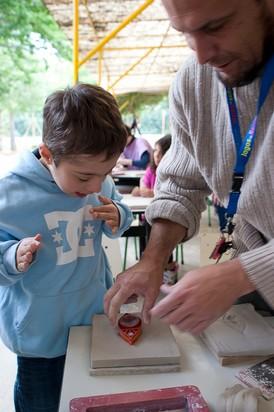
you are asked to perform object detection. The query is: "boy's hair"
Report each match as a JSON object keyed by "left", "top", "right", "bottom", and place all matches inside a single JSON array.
[
  {"left": 151, "top": 134, "right": 171, "bottom": 172},
  {"left": 42, "top": 83, "right": 127, "bottom": 165}
]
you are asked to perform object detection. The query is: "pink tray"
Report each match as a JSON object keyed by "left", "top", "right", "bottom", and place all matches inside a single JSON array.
[{"left": 70, "top": 385, "right": 210, "bottom": 411}]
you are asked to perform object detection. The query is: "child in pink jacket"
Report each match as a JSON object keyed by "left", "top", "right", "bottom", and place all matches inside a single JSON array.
[{"left": 132, "top": 134, "right": 171, "bottom": 197}]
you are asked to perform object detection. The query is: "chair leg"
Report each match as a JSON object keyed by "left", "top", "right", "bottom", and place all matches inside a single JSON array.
[
  {"left": 180, "top": 243, "right": 184, "bottom": 264},
  {"left": 123, "top": 238, "right": 128, "bottom": 271},
  {"left": 175, "top": 244, "right": 184, "bottom": 265},
  {"left": 175, "top": 245, "right": 179, "bottom": 263},
  {"left": 207, "top": 199, "right": 212, "bottom": 227},
  {"left": 134, "top": 237, "right": 138, "bottom": 260}
]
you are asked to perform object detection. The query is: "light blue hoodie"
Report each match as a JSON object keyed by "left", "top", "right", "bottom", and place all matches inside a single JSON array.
[{"left": 0, "top": 150, "right": 133, "bottom": 358}]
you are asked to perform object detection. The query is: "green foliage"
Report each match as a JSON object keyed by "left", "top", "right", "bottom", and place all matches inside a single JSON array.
[
  {"left": 0, "top": 0, "right": 69, "bottom": 59},
  {"left": 117, "top": 92, "right": 169, "bottom": 134},
  {"left": 0, "top": 0, "right": 70, "bottom": 103},
  {"left": 117, "top": 92, "right": 167, "bottom": 116}
]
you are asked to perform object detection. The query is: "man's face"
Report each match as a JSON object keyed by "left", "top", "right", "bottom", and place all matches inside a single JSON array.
[
  {"left": 47, "top": 152, "right": 119, "bottom": 197},
  {"left": 162, "top": 0, "right": 274, "bottom": 87}
]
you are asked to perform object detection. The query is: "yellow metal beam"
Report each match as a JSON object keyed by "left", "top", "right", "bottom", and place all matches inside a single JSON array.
[
  {"left": 119, "top": 100, "right": 130, "bottom": 112},
  {"left": 79, "top": 0, "right": 155, "bottom": 67},
  {"left": 73, "top": 0, "right": 79, "bottom": 84},
  {"left": 108, "top": 47, "right": 154, "bottom": 91},
  {"left": 104, "top": 45, "right": 187, "bottom": 51},
  {"left": 98, "top": 50, "right": 103, "bottom": 86}
]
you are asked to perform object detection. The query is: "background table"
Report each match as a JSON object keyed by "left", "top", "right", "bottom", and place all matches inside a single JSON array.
[
  {"left": 112, "top": 170, "right": 146, "bottom": 193},
  {"left": 59, "top": 325, "right": 273, "bottom": 412}
]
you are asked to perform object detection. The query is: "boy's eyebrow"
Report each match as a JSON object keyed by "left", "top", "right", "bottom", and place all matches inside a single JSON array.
[{"left": 75, "top": 167, "right": 113, "bottom": 177}]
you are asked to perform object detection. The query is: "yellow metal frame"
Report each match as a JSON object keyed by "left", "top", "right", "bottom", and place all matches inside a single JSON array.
[
  {"left": 73, "top": 0, "right": 79, "bottom": 84},
  {"left": 73, "top": 0, "right": 155, "bottom": 86},
  {"left": 72, "top": 0, "right": 188, "bottom": 91},
  {"left": 108, "top": 48, "right": 154, "bottom": 91}
]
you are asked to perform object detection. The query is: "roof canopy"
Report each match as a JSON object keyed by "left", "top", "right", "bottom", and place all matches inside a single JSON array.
[{"left": 43, "top": 0, "right": 191, "bottom": 94}]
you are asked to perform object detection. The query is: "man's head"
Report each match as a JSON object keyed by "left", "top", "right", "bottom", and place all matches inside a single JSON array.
[
  {"left": 40, "top": 83, "right": 127, "bottom": 196},
  {"left": 162, "top": 0, "right": 274, "bottom": 87},
  {"left": 42, "top": 83, "right": 127, "bottom": 165}
]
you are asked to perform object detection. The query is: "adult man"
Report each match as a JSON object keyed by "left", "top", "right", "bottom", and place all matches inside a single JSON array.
[{"left": 105, "top": 0, "right": 274, "bottom": 334}]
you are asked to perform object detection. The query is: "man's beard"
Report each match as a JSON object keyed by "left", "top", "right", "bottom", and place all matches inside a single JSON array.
[{"left": 217, "top": 14, "right": 274, "bottom": 88}]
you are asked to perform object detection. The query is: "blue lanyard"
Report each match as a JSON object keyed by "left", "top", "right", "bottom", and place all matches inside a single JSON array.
[{"left": 224, "top": 54, "right": 274, "bottom": 234}]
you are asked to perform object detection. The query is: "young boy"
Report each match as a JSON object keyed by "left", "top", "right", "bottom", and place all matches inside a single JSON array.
[{"left": 0, "top": 83, "right": 133, "bottom": 412}]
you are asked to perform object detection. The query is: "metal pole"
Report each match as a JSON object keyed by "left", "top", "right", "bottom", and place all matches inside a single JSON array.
[
  {"left": 73, "top": 0, "right": 79, "bottom": 84},
  {"left": 108, "top": 48, "right": 154, "bottom": 91},
  {"left": 79, "top": 0, "right": 154, "bottom": 67}
]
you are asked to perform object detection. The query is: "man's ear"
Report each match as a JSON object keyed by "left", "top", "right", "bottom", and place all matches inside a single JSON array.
[{"left": 39, "top": 143, "right": 53, "bottom": 165}]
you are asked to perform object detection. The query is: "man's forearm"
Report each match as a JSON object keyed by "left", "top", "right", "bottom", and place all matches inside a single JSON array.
[{"left": 142, "top": 218, "right": 187, "bottom": 269}]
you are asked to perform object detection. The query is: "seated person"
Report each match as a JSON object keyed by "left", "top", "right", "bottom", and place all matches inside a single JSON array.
[
  {"left": 117, "top": 124, "right": 153, "bottom": 170},
  {"left": 132, "top": 134, "right": 176, "bottom": 284},
  {"left": 132, "top": 134, "right": 171, "bottom": 197}
]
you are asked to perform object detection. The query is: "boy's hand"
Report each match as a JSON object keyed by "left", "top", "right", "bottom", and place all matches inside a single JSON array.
[
  {"left": 91, "top": 195, "right": 120, "bottom": 233},
  {"left": 16, "top": 234, "right": 41, "bottom": 272}
]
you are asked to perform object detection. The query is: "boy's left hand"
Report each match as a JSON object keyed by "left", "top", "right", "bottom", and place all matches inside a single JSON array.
[{"left": 90, "top": 195, "right": 120, "bottom": 233}]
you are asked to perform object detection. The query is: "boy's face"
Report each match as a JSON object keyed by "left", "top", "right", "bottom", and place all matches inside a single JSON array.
[{"left": 39, "top": 145, "right": 119, "bottom": 197}]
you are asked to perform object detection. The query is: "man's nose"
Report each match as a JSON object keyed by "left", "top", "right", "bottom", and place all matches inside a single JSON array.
[{"left": 186, "top": 33, "right": 217, "bottom": 65}]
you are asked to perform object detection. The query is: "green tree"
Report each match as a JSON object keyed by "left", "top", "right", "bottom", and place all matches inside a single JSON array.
[
  {"left": 117, "top": 92, "right": 169, "bottom": 134},
  {"left": 0, "top": 0, "right": 70, "bottom": 98}
]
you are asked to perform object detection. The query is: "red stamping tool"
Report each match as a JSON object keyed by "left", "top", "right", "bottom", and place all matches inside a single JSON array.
[
  {"left": 118, "top": 313, "right": 142, "bottom": 345},
  {"left": 209, "top": 236, "right": 233, "bottom": 262}
]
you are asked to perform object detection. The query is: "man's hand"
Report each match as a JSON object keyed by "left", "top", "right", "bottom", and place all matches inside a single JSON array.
[
  {"left": 91, "top": 195, "right": 120, "bottom": 233},
  {"left": 104, "top": 257, "right": 164, "bottom": 325},
  {"left": 150, "top": 258, "right": 255, "bottom": 334},
  {"left": 16, "top": 233, "right": 41, "bottom": 272}
]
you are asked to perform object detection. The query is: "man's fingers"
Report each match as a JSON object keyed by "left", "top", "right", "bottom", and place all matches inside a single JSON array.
[
  {"left": 105, "top": 285, "right": 134, "bottom": 324},
  {"left": 142, "top": 298, "right": 153, "bottom": 324},
  {"left": 104, "top": 281, "right": 121, "bottom": 317},
  {"left": 150, "top": 286, "right": 182, "bottom": 319}
]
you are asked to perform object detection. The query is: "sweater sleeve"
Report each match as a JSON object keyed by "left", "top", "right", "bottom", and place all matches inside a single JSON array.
[
  {"left": 232, "top": 217, "right": 274, "bottom": 309},
  {"left": 0, "top": 237, "right": 25, "bottom": 286},
  {"left": 145, "top": 63, "right": 211, "bottom": 240}
]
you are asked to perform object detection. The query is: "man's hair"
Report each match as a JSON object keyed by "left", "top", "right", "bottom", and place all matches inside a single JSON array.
[{"left": 42, "top": 83, "right": 127, "bottom": 164}]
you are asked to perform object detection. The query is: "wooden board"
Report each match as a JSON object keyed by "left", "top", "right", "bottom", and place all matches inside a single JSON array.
[{"left": 90, "top": 314, "right": 181, "bottom": 375}]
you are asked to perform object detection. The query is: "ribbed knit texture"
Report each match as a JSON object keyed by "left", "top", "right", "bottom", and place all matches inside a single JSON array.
[{"left": 146, "top": 53, "right": 274, "bottom": 307}]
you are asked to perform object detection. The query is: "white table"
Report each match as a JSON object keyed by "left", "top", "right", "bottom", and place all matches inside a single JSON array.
[
  {"left": 112, "top": 170, "right": 146, "bottom": 193},
  {"left": 121, "top": 193, "right": 153, "bottom": 212},
  {"left": 59, "top": 326, "right": 273, "bottom": 412}
]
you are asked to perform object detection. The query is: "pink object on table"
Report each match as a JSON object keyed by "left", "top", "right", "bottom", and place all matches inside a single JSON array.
[{"left": 70, "top": 385, "right": 210, "bottom": 411}]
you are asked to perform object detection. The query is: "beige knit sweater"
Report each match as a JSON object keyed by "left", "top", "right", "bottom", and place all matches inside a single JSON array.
[{"left": 145, "top": 53, "right": 274, "bottom": 308}]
